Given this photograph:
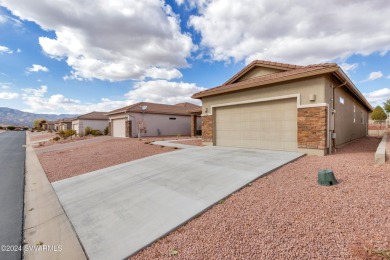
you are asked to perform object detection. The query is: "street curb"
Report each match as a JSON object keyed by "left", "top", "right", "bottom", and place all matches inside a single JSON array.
[
  {"left": 23, "top": 133, "right": 87, "bottom": 260},
  {"left": 374, "top": 134, "right": 387, "bottom": 165}
]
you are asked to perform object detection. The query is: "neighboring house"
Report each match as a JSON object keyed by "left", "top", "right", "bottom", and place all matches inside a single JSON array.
[
  {"left": 55, "top": 118, "right": 73, "bottom": 131},
  {"left": 41, "top": 121, "right": 55, "bottom": 131},
  {"left": 72, "top": 111, "right": 109, "bottom": 135},
  {"left": 192, "top": 60, "right": 373, "bottom": 156},
  {"left": 106, "top": 102, "right": 201, "bottom": 138}
]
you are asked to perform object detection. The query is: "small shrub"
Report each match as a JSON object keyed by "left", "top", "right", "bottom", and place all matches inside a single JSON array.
[
  {"left": 53, "top": 136, "right": 60, "bottom": 141},
  {"left": 91, "top": 129, "right": 102, "bottom": 136},
  {"left": 65, "top": 129, "right": 77, "bottom": 139},
  {"left": 84, "top": 126, "right": 93, "bottom": 136},
  {"left": 58, "top": 130, "right": 66, "bottom": 138},
  {"left": 104, "top": 126, "right": 109, "bottom": 135}
]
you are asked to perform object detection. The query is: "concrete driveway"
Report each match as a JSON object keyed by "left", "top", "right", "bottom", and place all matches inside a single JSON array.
[{"left": 52, "top": 146, "right": 303, "bottom": 260}]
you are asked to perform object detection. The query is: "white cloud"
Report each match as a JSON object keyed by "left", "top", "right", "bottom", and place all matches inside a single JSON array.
[
  {"left": 0, "top": 45, "right": 13, "bottom": 54},
  {"left": 19, "top": 85, "right": 130, "bottom": 114},
  {"left": 187, "top": 0, "right": 390, "bottom": 65},
  {"left": 1, "top": 82, "right": 12, "bottom": 89},
  {"left": 19, "top": 79, "right": 204, "bottom": 114},
  {"left": 17, "top": 48, "right": 21, "bottom": 53},
  {"left": 1, "top": 0, "right": 193, "bottom": 81},
  {"left": 340, "top": 63, "right": 358, "bottom": 73},
  {"left": 0, "top": 92, "right": 19, "bottom": 99},
  {"left": 22, "top": 85, "right": 48, "bottom": 97},
  {"left": 26, "top": 64, "right": 49, "bottom": 73},
  {"left": 361, "top": 71, "right": 383, "bottom": 82},
  {"left": 0, "top": 14, "right": 23, "bottom": 26},
  {"left": 363, "top": 88, "right": 390, "bottom": 107},
  {"left": 125, "top": 80, "right": 205, "bottom": 105}
]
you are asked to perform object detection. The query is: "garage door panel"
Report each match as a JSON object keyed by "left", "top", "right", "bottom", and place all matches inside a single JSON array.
[
  {"left": 215, "top": 98, "right": 297, "bottom": 152},
  {"left": 113, "top": 118, "right": 126, "bottom": 138}
]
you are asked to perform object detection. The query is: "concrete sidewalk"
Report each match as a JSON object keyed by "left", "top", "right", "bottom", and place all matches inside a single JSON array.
[
  {"left": 24, "top": 133, "right": 86, "bottom": 260},
  {"left": 53, "top": 146, "right": 303, "bottom": 259},
  {"left": 152, "top": 138, "right": 201, "bottom": 149}
]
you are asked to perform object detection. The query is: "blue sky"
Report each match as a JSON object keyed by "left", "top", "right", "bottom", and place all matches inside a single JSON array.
[{"left": 0, "top": 0, "right": 389, "bottom": 114}]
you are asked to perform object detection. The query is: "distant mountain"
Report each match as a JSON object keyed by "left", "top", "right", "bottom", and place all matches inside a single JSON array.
[{"left": 0, "top": 107, "right": 79, "bottom": 127}]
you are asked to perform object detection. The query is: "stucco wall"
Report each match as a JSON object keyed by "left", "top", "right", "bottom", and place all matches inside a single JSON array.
[
  {"left": 136, "top": 113, "right": 191, "bottom": 137},
  {"left": 72, "top": 119, "right": 108, "bottom": 134},
  {"left": 109, "top": 113, "right": 192, "bottom": 137},
  {"left": 333, "top": 86, "right": 368, "bottom": 145},
  {"left": 201, "top": 76, "right": 327, "bottom": 113}
]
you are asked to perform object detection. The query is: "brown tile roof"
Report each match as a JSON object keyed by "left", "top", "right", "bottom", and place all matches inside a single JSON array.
[
  {"left": 75, "top": 111, "right": 109, "bottom": 120},
  {"left": 192, "top": 59, "right": 372, "bottom": 111},
  {"left": 106, "top": 102, "right": 201, "bottom": 116},
  {"left": 189, "top": 107, "right": 202, "bottom": 114},
  {"left": 222, "top": 59, "right": 305, "bottom": 85},
  {"left": 192, "top": 62, "right": 338, "bottom": 99},
  {"left": 58, "top": 118, "right": 74, "bottom": 123},
  {"left": 174, "top": 102, "right": 201, "bottom": 111}
]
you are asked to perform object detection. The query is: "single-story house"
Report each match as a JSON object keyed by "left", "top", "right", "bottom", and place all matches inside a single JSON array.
[
  {"left": 41, "top": 121, "right": 55, "bottom": 131},
  {"left": 192, "top": 60, "right": 373, "bottom": 156},
  {"left": 106, "top": 102, "right": 201, "bottom": 138},
  {"left": 55, "top": 118, "right": 73, "bottom": 132},
  {"left": 72, "top": 111, "right": 109, "bottom": 135}
]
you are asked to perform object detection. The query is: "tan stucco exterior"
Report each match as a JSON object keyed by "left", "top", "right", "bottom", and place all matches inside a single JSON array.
[
  {"left": 109, "top": 112, "right": 193, "bottom": 137},
  {"left": 194, "top": 61, "right": 372, "bottom": 156},
  {"left": 72, "top": 119, "right": 109, "bottom": 135},
  {"left": 202, "top": 76, "right": 327, "bottom": 114},
  {"left": 332, "top": 82, "right": 368, "bottom": 146}
]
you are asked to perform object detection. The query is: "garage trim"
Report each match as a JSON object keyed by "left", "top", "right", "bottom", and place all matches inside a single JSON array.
[
  {"left": 206, "top": 94, "right": 330, "bottom": 149},
  {"left": 206, "top": 94, "right": 327, "bottom": 116}
]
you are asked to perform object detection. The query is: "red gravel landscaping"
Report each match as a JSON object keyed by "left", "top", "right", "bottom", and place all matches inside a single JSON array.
[
  {"left": 38, "top": 137, "right": 184, "bottom": 182},
  {"left": 131, "top": 136, "right": 390, "bottom": 259}
]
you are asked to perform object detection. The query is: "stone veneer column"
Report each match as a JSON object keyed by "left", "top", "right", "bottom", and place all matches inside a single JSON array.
[
  {"left": 190, "top": 115, "right": 196, "bottom": 137},
  {"left": 298, "top": 106, "right": 327, "bottom": 149},
  {"left": 108, "top": 122, "right": 112, "bottom": 136},
  {"left": 202, "top": 115, "right": 213, "bottom": 143},
  {"left": 125, "top": 120, "right": 132, "bottom": 138}
]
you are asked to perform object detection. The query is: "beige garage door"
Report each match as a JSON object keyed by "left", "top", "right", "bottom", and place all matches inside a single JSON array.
[
  {"left": 112, "top": 118, "right": 126, "bottom": 138},
  {"left": 215, "top": 98, "right": 297, "bottom": 151}
]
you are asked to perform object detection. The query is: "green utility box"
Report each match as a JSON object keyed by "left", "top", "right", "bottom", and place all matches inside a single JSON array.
[{"left": 318, "top": 169, "right": 337, "bottom": 186}]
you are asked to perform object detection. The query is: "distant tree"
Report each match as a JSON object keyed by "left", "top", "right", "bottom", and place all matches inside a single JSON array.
[
  {"left": 33, "top": 118, "right": 47, "bottom": 129},
  {"left": 7, "top": 126, "right": 16, "bottom": 130},
  {"left": 384, "top": 99, "right": 390, "bottom": 114},
  {"left": 371, "top": 105, "right": 387, "bottom": 120},
  {"left": 0, "top": 126, "right": 3, "bottom": 130}
]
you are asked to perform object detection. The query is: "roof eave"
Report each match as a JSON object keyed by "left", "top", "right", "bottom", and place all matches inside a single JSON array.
[
  {"left": 333, "top": 69, "right": 373, "bottom": 112},
  {"left": 105, "top": 110, "right": 128, "bottom": 116},
  {"left": 192, "top": 67, "right": 338, "bottom": 99}
]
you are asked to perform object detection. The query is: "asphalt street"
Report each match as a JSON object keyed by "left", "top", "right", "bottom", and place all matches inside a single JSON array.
[{"left": 0, "top": 131, "right": 26, "bottom": 260}]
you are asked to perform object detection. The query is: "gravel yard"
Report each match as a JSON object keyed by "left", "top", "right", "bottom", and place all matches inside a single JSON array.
[
  {"left": 29, "top": 132, "right": 57, "bottom": 142},
  {"left": 38, "top": 136, "right": 192, "bottom": 182},
  {"left": 131, "top": 136, "right": 390, "bottom": 259}
]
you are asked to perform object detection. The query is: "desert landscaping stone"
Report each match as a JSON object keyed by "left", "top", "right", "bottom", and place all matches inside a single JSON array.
[{"left": 52, "top": 147, "right": 303, "bottom": 260}]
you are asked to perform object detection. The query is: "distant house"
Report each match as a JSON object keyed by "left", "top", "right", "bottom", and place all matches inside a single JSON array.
[
  {"left": 106, "top": 102, "right": 201, "bottom": 138},
  {"left": 71, "top": 112, "right": 109, "bottom": 135},
  {"left": 41, "top": 121, "right": 55, "bottom": 131},
  {"left": 55, "top": 118, "right": 73, "bottom": 132},
  {"left": 192, "top": 60, "right": 372, "bottom": 156}
]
